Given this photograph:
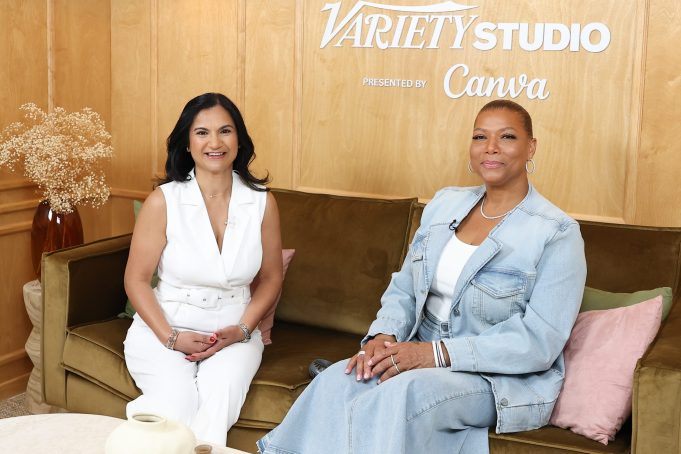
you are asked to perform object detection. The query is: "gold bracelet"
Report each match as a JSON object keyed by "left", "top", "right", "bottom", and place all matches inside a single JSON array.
[{"left": 165, "top": 328, "right": 179, "bottom": 350}]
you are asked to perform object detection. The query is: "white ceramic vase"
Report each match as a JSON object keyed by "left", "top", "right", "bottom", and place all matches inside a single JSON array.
[{"left": 105, "top": 413, "right": 196, "bottom": 454}]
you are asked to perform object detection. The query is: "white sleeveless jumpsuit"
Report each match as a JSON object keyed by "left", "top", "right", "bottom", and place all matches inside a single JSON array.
[{"left": 124, "top": 169, "right": 266, "bottom": 445}]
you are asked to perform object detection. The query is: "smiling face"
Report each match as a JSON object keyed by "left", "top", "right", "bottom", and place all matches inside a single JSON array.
[
  {"left": 187, "top": 105, "right": 238, "bottom": 174},
  {"left": 469, "top": 108, "right": 536, "bottom": 189}
]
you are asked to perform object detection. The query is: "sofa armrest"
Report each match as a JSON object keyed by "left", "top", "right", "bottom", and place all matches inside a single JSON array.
[
  {"left": 632, "top": 296, "right": 681, "bottom": 453},
  {"left": 42, "top": 234, "right": 132, "bottom": 408}
]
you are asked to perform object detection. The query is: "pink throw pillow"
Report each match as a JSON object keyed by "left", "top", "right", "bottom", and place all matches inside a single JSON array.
[
  {"left": 550, "top": 296, "right": 663, "bottom": 444},
  {"left": 252, "top": 249, "right": 295, "bottom": 345}
]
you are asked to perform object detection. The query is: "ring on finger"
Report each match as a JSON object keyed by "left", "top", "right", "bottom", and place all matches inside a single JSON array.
[
  {"left": 357, "top": 350, "right": 366, "bottom": 356},
  {"left": 391, "top": 354, "right": 401, "bottom": 374}
]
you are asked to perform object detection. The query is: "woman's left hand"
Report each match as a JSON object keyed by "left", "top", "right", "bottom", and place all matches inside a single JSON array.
[
  {"left": 369, "top": 341, "right": 436, "bottom": 383},
  {"left": 184, "top": 325, "right": 245, "bottom": 362}
]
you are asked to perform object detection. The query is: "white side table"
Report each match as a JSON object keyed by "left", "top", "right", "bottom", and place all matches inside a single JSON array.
[
  {"left": 23, "top": 279, "right": 58, "bottom": 414},
  {"left": 0, "top": 414, "right": 250, "bottom": 453}
]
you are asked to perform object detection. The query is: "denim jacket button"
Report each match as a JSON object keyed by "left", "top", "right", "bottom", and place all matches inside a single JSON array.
[
  {"left": 500, "top": 398, "right": 509, "bottom": 406},
  {"left": 453, "top": 308, "right": 460, "bottom": 316}
]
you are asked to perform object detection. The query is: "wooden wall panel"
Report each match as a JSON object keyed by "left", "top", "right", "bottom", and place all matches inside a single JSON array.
[
  {"left": 111, "top": 0, "right": 154, "bottom": 192},
  {"left": 636, "top": 0, "right": 681, "bottom": 226},
  {"left": 0, "top": 209, "right": 35, "bottom": 399},
  {"left": 0, "top": 237, "right": 34, "bottom": 356},
  {"left": 53, "top": 0, "right": 111, "bottom": 117},
  {"left": 0, "top": 230, "right": 35, "bottom": 399},
  {"left": 0, "top": 0, "right": 48, "bottom": 116},
  {"left": 0, "top": 352, "right": 32, "bottom": 400},
  {"left": 109, "top": 0, "right": 155, "bottom": 235},
  {"left": 156, "top": 0, "right": 240, "bottom": 175},
  {"left": 298, "top": 1, "right": 645, "bottom": 223},
  {"left": 244, "top": 0, "right": 297, "bottom": 189},
  {"left": 53, "top": 0, "right": 113, "bottom": 242},
  {"left": 99, "top": 0, "right": 681, "bottom": 227},
  {"left": 0, "top": 0, "right": 48, "bottom": 399}
]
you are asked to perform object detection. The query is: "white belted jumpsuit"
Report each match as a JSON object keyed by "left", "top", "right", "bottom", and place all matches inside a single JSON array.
[{"left": 124, "top": 170, "right": 266, "bottom": 445}]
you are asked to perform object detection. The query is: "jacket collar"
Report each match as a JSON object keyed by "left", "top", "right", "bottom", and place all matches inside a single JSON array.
[
  {"left": 418, "top": 183, "right": 536, "bottom": 307},
  {"left": 429, "top": 183, "right": 535, "bottom": 231}
]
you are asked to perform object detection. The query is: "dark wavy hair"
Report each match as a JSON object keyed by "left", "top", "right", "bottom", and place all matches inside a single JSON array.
[
  {"left": 477, "top": 99, "right": 533, "bottom": 138},
  {"left": 160, "top": 92, "right": 269, "bottom": 191}
]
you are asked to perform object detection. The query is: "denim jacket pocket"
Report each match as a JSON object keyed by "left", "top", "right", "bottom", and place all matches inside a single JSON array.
[{"left": 471, "top": 269, "right": 527, "bottom": 326}]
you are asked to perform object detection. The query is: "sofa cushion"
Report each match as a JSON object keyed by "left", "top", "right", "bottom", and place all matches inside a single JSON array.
[
  {"left": 238, "top": 321, "right": 360, "bottom": 426},
  {"left": 272, "top": 189, "right": 416, "bottom": 336},
  {"left": 580, "top": 286, "right": 672, "bottom": 320},
  {"left": 63, "top": 318, "right": 139, "bottom": 400},
  {"left": 550, "top": 297, "right": 663, "bottom": 444},
  {"left": 65, "top": 374, "right": 129, "bottom": 418},
  {"left": 63, "top": 317, "right": 361, "bottom": 428},
  {"left": 580, "top": 221, "right": 681, "bottom": 295}
]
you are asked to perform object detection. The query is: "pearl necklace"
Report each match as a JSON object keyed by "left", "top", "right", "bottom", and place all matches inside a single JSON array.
[{"left": 480, "top": 197, "right": 513, "bottom": 220}]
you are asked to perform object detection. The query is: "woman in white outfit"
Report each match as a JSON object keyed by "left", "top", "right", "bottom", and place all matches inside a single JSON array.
[{"left": 124, "top": 92, "right": 282, "bottom": 445}]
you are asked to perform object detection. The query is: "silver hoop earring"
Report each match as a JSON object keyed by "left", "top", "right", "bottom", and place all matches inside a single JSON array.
[
  {"left": 525, "top": 159, "right": 536, "bottom": 174},
  {"left": 467, "top": 161, "right": 474, "bottom": 174},
  {"left": 186, "top": 146, "right": 191, "bottom": 153}
]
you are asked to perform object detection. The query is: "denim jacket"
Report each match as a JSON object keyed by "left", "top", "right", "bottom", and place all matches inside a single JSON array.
[{"left": 365, "top": 185, "right": 586, "bottom": 433}]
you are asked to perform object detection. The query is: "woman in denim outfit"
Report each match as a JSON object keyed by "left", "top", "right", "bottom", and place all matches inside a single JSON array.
[{"left": 257, "top": 100, "right": 586, "bottom": 454}]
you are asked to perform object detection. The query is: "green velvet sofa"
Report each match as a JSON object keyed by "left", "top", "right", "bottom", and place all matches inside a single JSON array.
[{"left": 42, "top": 189, "right": 681, "bottom": 453}]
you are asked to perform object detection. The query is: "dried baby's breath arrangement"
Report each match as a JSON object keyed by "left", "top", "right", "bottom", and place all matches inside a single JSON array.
[{"left": 0, "top": 103, "right": 113, "bottom": 213}]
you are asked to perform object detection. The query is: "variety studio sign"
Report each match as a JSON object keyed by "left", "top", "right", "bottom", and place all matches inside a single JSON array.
[{"left": 318, "top": 1, "right": 612, "bottom": 100}]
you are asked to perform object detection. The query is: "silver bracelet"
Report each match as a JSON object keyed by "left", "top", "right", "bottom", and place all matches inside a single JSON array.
[
  {"left": 436, "top": 341, "right": 447, "bottom": 368},
  {"left": 165, "top": 328, "right": 179, "bottom": 350},
  {"left": 238, "top": 322, "right": 251, "bottom": 343},
  {"left": 432, "top": 341, "right": 441, "bottom": 367}
]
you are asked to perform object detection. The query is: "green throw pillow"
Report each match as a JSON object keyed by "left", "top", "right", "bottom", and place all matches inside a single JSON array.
[
  {"left": 580, "top": 286, "right": 673, "bottom": 321},
  {"left": 118, "top": 200, "right": 158, "bottom": 319}
]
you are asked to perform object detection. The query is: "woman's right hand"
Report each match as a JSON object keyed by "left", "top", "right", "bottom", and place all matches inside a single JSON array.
[
  {"left": 345, "top": 334, "right": 396, "bottom": 381},
  {"left": 171, "top": 330, "right": 216, "bottom": 355},
  {"left": 183, "top": 325, "right": 245, "bottom": 362}
]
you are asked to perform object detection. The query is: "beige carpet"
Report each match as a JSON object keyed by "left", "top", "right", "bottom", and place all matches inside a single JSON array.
[{"left": 0, "top": 393, "right": 30, "bottom": 419}]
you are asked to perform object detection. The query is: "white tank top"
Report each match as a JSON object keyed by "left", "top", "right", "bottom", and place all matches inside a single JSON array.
[{"left": 425, "top": 233, "right": 478, "bottom": 321}]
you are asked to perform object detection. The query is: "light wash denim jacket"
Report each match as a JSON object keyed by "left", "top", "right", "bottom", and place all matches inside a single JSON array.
[{"left": 364, "top": 184, "right": 587, "bottom": 433}]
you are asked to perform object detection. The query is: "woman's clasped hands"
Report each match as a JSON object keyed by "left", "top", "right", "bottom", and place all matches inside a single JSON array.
[
  {"left": 173, "top": 325, "right": 246, "bottom": 362},
  {"left": 345, "top": 334, "right": 437, "bottom": 384}
]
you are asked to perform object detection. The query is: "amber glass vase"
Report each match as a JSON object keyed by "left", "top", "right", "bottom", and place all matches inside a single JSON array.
[{"left": 30, "top": 200, "right": 84, "bottom": 279}]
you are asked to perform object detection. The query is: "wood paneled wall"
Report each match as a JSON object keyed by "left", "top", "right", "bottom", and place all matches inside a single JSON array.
[
  {"left": 299, "top": 1, "right": 647, "bottom": 223},
  {"left": 1, "top": 0, "right": 680, "bottom": 399},
  {"left": 104, "top": 0, "right": 681, "bottom": 227},
  {"left": 0, "top": 0, "right": 113, "bottom": 399},
  {"left": 0, "top": 0, "right": 48, "bottom": 399},
  {"left": 637, "top": 0, "right": 681, "bottom": 226}
]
